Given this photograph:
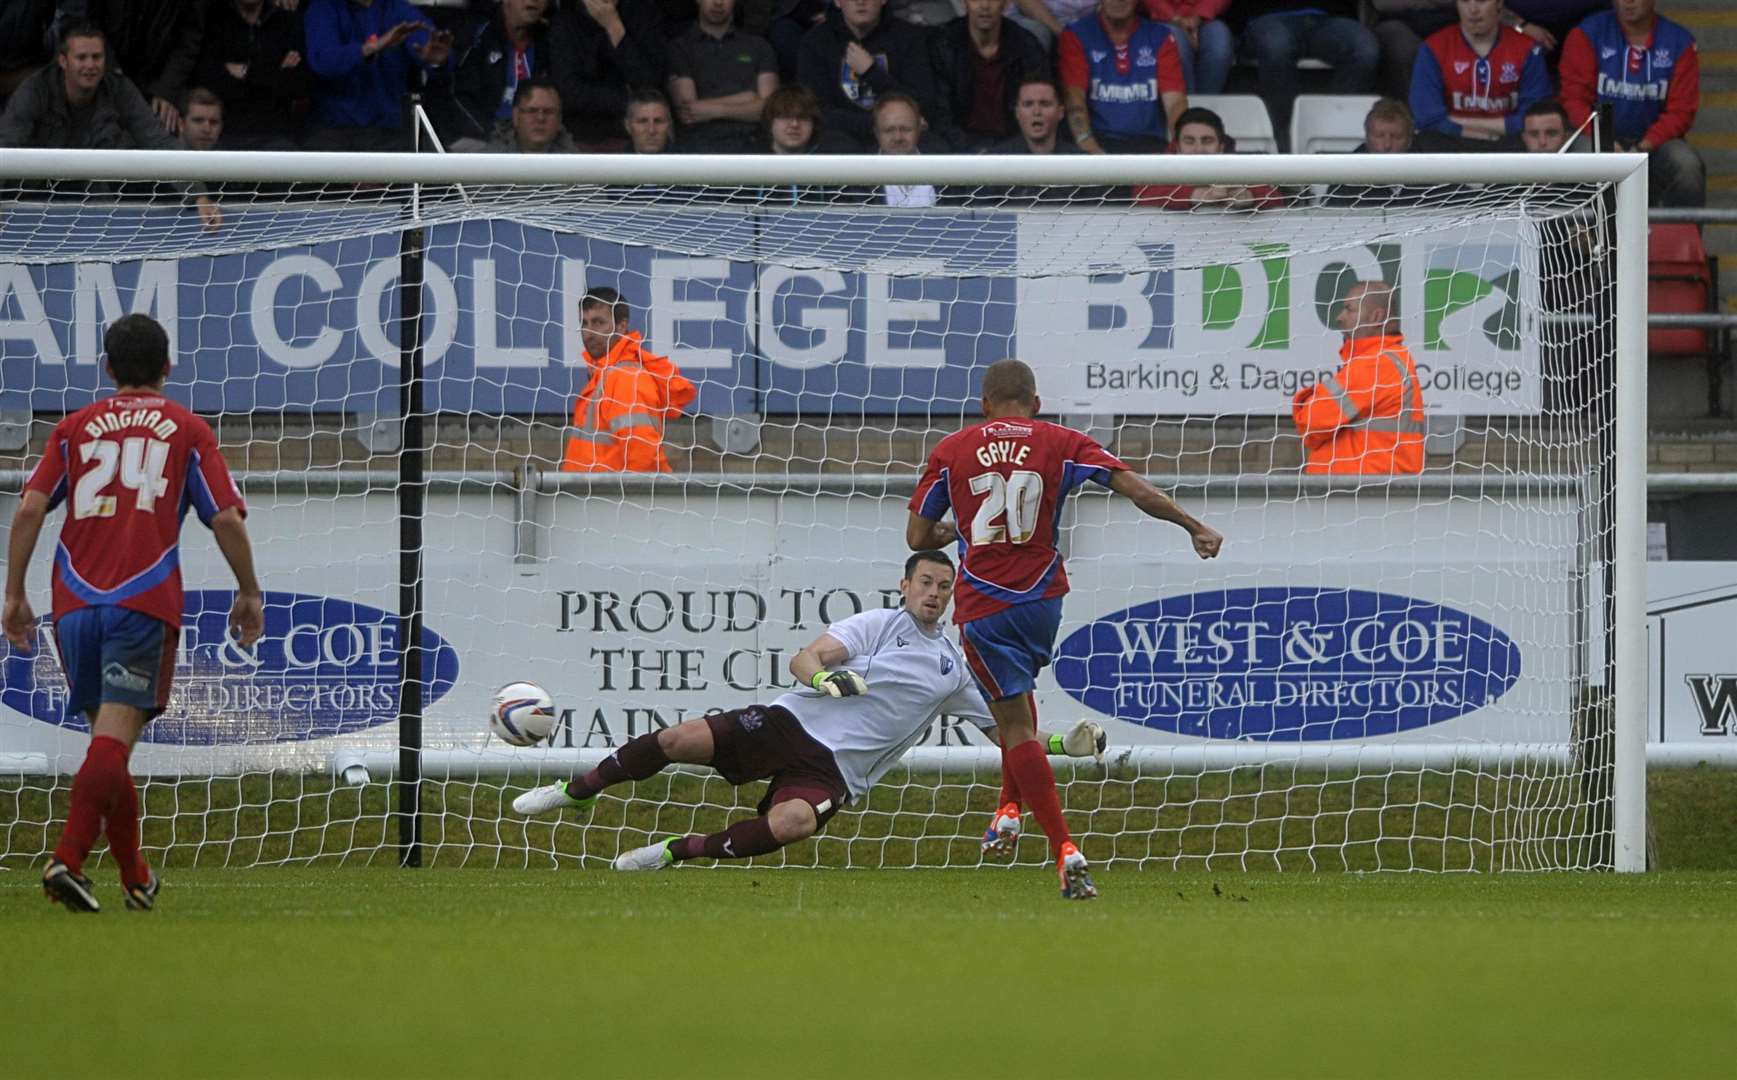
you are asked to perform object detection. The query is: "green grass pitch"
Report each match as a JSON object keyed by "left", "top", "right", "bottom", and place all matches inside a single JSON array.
[{"left": 2, "top": 868, "right": 1733, "bottom": 1079}]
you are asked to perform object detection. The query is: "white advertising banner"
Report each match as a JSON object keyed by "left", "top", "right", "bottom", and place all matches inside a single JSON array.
[
  {"left": 0, "top": 481, "right": 1589, "bottom": 774},
  {"left": 1016, "top": 212, "right": 1543, "bottom": 416},
  {"left": 1647, "top": 563, "right": 1737, "bottom": 745}
]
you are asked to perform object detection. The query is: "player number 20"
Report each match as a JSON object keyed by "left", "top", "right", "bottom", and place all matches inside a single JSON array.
[
  {"left": 73, "top": 437, "right": 172, "bottom": 519},
  {"left": 968, "top": 470, "right": 1043, "bottom": 545}
]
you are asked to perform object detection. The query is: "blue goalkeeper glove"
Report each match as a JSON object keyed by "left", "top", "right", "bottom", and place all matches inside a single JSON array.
[{"left": 811, "top": 670, "right": 868, "bottom": 698}]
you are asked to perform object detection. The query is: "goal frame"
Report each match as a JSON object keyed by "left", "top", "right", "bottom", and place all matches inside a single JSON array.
[{"left": 0, "top": 147, "right": 1650, "bottom": 871}]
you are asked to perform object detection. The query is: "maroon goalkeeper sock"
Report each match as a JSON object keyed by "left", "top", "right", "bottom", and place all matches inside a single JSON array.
[
  {"left": 53, "top": 736, "right": 128, "bottom": 876},
  {"left": 670, "top": 816, "right": 781, "bottom": 862},
  {"left": 570, "top": 731, "right": 670, "bottom": 799},
  {"left": 1005, "top": 738, "right": 1072, "bottom": 860},
  {"left": 102, "top": 757, "right": 149, "bottom": 889}
]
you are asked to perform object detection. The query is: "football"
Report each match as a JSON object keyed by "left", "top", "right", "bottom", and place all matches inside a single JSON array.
[{"left": 488, "top": 682, "right": 556, "bottom": 747}]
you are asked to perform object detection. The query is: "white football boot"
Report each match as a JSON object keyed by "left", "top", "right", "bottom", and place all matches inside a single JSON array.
[
  {"left": 511, "top": 781, "right": 596, "bottom": 817},
  {"left": 612, "top": 837, "right": 679, "bottom": 871}
]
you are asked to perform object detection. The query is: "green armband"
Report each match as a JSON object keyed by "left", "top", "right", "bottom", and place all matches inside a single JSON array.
[{"left": 1047, "top": 733, "right": 1065, "bottom": 755}]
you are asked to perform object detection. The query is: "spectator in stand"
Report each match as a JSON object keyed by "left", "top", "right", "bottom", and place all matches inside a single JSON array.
[
  {"left": 752, "top": 85, "right": 842, "bottom": 204},
  {"left": 195, "top": 0, "right": 312, "bottom": 151},
  {"left": 0, "top": 2, "right": 55, "bottom": 105},
  {"left": 66, "top": 0, "right": 207, "bottom": 137},
  {"left": 0, "top": 23, "right": 220, "bottom": 231},
  {"left": 1134, "top": 106, "right": 1285, "bottom": 210},
  {"left": 1322, "top": 98, "right": 1434, "bottom": 207},
  {"left": 1234, "top": 2, "right": 1380, "bottom": 149},
  {"left": 843, "top": 92, "right": 943, "bottom": 206},
  {"left": 626, "top": 88, "right": 677, "bottom": 153},
  {"left": 930, "top": 0, "right": 1048, "bottom": 151},
  {"left": 1410, "top": 0, "right": 1550, "bottom": 150},
  {"left": 1520, "top": 96, "right": 1571, "bottom": 151},
  {"left": 549, "top": 0, "right": 666, "bottom": 148},
  {"left": 796, "top": 0, "right": 949, "bottom": 149},
  {"left": 432, "top": 0, "right": 553, "bottom": 148},
  {"left": 180, "top": 87, "right": 225, "bottom": 150},
  {"left": 1144, "top": 1, "right": 1233, "bottom": 94},
  {"left": 1361, "top": 95, "right": 1418, "bottom": 153},
  {"left": 1372, "top": 0, "right": 1458, "bottom": 99},
  {"left": 995, "top": 75, "right": 1077, "bottom": 154},
  {"left": 1559, "top": 0, "right": 1702, "bottom": 206},
  {"left": 758, "top": 83, "right": 829, "bottom": 152},
  {"left": 304, "top": 0, "right": 453, "bottom": 152},
  {"left": 668, "top": 0, "right": 779, "bottom": 152},
  {"left": 1058, "top": 0, "right": 1187, "bottom": 154},
  {"left": 460, "top": 77, "right": 577, "bottom": 152},
  {"left": 994, "top": 76, "right": 1128, "bottom": 203}
]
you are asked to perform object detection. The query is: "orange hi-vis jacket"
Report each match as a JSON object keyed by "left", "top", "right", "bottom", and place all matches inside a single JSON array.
[
  {"left": 561, "top": 332, "right": 697, "bottom": 473},
  {"left": 1291, "top": 333, "right": 1425, "bottom": 474}
]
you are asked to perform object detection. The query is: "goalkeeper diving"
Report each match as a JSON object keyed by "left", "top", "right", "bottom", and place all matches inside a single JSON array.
[{"left": 512, "top": 549, "right": 1105, "bottom": 872}]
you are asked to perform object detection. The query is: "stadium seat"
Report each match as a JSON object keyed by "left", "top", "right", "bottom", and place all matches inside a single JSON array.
[
  {"left": 1290, "top": 94, "right": 1381, "bottom": 155},
  {"left": 1648, "top": 223, "right": 1711, "bottom": 357},
  {"left": 1189, "top": 95, "right": 1277, "bottom": 154}
]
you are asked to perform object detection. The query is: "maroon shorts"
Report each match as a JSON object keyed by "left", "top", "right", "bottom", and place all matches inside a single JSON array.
[{"left": 706, "top": 704, "right": 849, "bottom": 829}]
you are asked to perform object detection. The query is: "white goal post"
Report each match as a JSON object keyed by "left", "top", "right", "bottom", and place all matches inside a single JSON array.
[{"left": 0, "top": 148, "right": 1648, "bottom": 872}]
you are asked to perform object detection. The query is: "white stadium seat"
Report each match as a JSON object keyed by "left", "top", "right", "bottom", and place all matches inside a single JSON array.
[
  {"left": 1290, "top": 94, "right": 1382, "bottom": 154},
  {"left": 1187, "top": 94, "right": 1277, "bottom": 155}
]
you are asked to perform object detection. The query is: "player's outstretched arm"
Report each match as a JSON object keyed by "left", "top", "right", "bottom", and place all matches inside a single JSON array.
[
  {"left": 905, "top": 511, "right": 957, "bottom": 551},
  {"left": 2, "top": 491, "right": 49, "bottom": 653},
  {"left": 1107, "top": 470, "right": 1223, "bottom": 560},
  {"left": 210, "top": 506, "right": 265, "bottom": 649},
  {"left": 789, "top": 632, "right": 867, "bottom": 697},
  {"left": 983, "top": 719, "right": 1108, "bottom": 762}
]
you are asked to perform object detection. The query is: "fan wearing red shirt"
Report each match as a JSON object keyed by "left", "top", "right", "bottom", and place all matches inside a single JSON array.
[
  {"left": 1057, "top": 0, "right": 1187, "bottom": 153},
  {"left": 1134, "top": 105, "right": 1286, "bottom": 209},
  {"left": 907, "top": 359, "right": 1222, "bottom": 898},
  {"left": 4, "top": 314, "right": 264, "bottom": 914}
]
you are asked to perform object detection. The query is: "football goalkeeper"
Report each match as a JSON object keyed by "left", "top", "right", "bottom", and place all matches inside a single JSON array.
[{"left": 512, "top": 548, "right": 1105, "bottom": 870}]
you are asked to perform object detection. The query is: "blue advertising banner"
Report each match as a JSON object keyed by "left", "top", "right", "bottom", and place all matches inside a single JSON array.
[
  {"left": 0, "top": 590, "right": 460, "bottom": 745},
  {"left": 0, "top": 203, "right": 1541, "bottom": 416}
]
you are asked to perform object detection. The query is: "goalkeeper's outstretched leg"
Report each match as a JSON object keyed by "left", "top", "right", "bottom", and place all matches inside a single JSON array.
[{"left": 513, "top": 704, "right": 844, "bottom": 867}]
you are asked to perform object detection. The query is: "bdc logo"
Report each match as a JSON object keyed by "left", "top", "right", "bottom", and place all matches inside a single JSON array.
[{"left": 1181, "top": 241, "right": 1525, "bottom": 353}]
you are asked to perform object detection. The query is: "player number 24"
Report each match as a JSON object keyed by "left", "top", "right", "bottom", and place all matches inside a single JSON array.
[
  {"left": 968, "top": 470, "right": 1043, "bottom": 545},
  {"left": 74, "top": 437, "right": 171, "bottom": 519}
]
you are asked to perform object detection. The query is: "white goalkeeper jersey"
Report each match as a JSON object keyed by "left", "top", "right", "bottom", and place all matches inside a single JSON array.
[{"left": 773, "top": 607, "right": 994, "bottom": 802}]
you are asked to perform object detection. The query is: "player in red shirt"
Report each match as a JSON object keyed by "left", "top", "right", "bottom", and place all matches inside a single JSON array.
[
  {"left": 3, "top": 314, "right": 263, "bottom": 913},
  {"left": 907, "top": 358, "right": 1221, "bottom": 898}
]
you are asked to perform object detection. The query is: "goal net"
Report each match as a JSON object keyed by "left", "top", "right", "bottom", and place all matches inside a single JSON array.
[{"left": 0, "top": 149, "right": 1646, "bottom": 873}]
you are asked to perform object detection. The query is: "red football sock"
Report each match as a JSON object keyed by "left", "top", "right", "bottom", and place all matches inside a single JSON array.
[
  {"left": 53, "top": 735, "right": 129, "bottom": 876},
  {"left": 1005, "top": 738, "right": 1071, "bottom": 859},
  {"left": 103, "top": 757, "right": 149, "bottom": 888},
  {"left": 997, "top": 746, "right": 1022, "bottom": 811}
]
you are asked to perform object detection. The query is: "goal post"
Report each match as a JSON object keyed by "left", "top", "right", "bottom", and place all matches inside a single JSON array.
[{"left": 0, "top": 147, "right": 1649, "bottom": 872}]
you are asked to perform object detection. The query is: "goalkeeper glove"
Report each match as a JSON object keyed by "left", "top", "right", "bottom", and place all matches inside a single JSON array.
[
  {"left": 811, "top": 670, "right": 868, "bottom": 698},
  {"left": 1048, "top": 720, "right": 1107, "bottom": 762}
]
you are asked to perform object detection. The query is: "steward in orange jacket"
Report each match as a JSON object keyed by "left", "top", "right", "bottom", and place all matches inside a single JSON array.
[
  {"left": 562, "top": 291, "right": 696, "bottom": 473},
  {"left": 1291, "top": 281, "right": 1425, "bottom": 475}
]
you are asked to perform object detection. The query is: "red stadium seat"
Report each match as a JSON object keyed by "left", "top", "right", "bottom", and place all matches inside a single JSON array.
[{"left": 1649, "top": 223, "right": 1711, "bottom": 357}]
